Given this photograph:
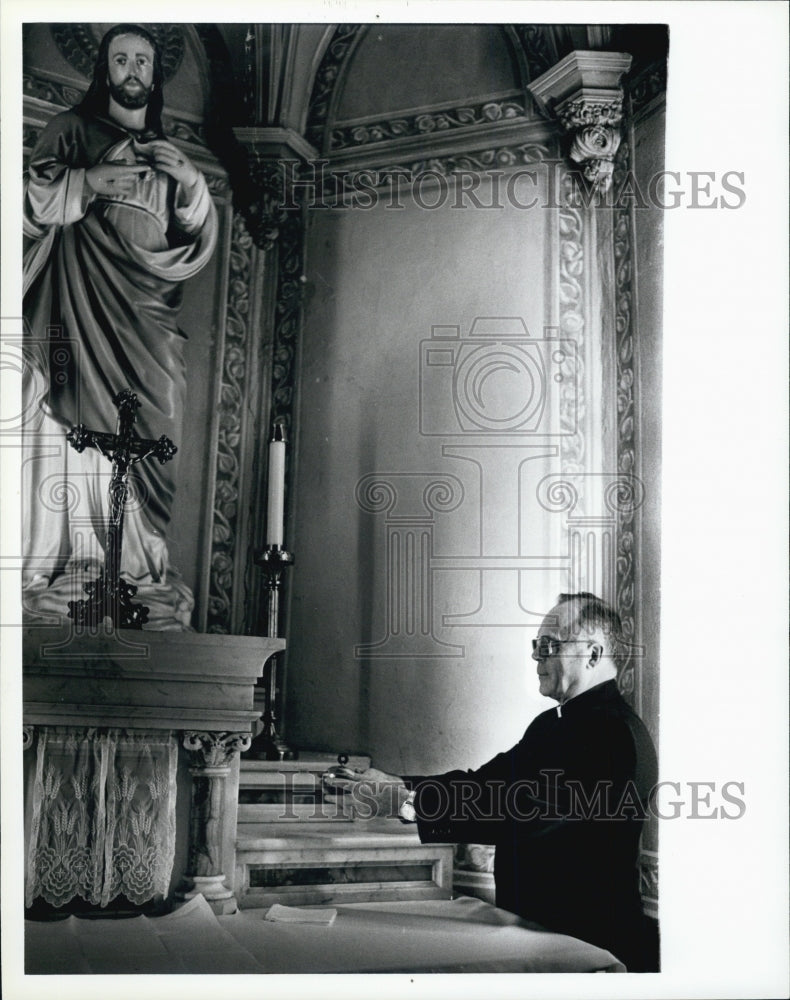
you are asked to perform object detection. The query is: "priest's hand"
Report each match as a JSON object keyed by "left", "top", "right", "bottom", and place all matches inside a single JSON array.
[
  {"left": 322, "top": 766, "right": 409, "bottom": 819},
  {"left": 135, "top": 139, "right": 200, "bottom": 189},
  {"left": 85, "top": 162, "right": 152, "bottom": 195}
]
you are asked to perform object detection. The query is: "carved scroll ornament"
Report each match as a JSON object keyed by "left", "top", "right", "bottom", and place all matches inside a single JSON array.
[{"left": 528, "top": 51, "right": 632, "bottom": 193}]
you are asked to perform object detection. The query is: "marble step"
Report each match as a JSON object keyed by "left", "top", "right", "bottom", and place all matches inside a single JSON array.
[
  {"left": 239, "top": 752, "right": 371, "bottom": 786},
  {"left": 234, "top": 819, "right": 454, "bottom": 909},
  {"left": 236, "top": 818, "right": 423, "bottom": 848},
  {"left": 238, "top": 753, "right": 370, "bottom": 822},
  {"left": 237, "top": 801, "right": 354, "bottom": 823}
]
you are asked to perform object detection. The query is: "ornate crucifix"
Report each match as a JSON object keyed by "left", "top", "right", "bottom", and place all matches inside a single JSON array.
[{"left": 65, "top": 388, "right": 177, "bottom": 629}]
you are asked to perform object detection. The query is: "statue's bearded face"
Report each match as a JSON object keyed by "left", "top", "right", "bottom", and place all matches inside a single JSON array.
[{"left": 107, "top": 33, "right": 155, "bottom": 110}]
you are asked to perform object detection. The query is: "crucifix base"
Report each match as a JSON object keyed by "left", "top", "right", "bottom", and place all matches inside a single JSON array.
[{"left": 68, "top": 572, "right": 149, "bottom": 630}]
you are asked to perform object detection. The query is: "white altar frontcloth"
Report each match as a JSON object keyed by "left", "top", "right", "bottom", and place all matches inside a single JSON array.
[{"left": 25, "top": 892, "right": 625, "bottom": 974}]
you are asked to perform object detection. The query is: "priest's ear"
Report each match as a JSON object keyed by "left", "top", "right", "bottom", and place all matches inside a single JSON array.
[{"left": 588, "top": 642, "right": 603, "bottom": 667}]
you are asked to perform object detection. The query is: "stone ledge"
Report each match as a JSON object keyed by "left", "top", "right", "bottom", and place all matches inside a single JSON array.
[
  {"left": 236, "top": 817, "right": 447, "bottom": 850},
  {"left": 23, "top": 625, "right": 284, "bottom": 732}
]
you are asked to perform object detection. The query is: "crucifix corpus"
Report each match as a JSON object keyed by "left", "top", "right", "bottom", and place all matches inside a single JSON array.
[{"left": 65, "top": 389, "right": 177, "bottom": 629}]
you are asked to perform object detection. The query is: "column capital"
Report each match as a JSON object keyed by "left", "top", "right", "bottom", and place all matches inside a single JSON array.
[
  {"left": 528, "top": 51, "right": 632, "bottom": 192},
  {"left": 183, "top": 730, "right": 251, "bottom": 770},
  {"left": 232, "top": 127, "right": 318, "bottom": 252}
]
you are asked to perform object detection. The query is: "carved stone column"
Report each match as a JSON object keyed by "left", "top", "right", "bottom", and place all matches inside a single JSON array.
[
  {"left": 179, "top": 730, "right": 251, "bottom": 914},
  {"left": 228, "top": 127, "right": 313, "bottom": 724},
  {"left": 528, "top": 51, "right": 632, "bottom": 192}
]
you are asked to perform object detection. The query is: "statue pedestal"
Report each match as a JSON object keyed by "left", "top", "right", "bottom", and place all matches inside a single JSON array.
[{"left": 23, "top": 625, "right": 285, "bottom": 914}]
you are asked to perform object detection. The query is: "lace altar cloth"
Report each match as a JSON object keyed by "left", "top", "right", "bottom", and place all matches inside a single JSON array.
[{"left": 25, "top": 727, "right": 177, "bottom": 910}]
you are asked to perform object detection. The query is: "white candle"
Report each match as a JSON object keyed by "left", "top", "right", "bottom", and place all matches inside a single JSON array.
[{"left": 266, "top": 424, "right": 286, "bottom": 547}]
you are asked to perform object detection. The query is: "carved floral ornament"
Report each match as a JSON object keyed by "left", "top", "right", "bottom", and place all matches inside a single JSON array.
[
  {"left": 183, "top": 730, "right": 252, "bottom": 769},
  {"left": 329, "top": 97, "right": 529, "bottom": 151},
  {"left": 528, "top": 51, "right": 632, "bottom": 193}
]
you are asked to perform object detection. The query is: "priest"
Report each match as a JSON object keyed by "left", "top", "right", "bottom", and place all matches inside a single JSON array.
[{"left": 325, "top": 593, "right": 659, "bottom": 971}]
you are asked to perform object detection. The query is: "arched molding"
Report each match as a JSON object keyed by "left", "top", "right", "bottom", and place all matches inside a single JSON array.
[
  {"left": 305, "top": 24, "right": 368, "bottom": 154},
  {"left": 290, "top": 24, "right": 347, "bottom": 137},
  {"left": 304, "top": 24, "right": 564, "bottom": 169}
]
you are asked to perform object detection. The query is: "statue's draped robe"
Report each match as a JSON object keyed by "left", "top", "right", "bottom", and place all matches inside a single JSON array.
[{"left": 23, "top": 109, "right": 217, "bottom": 628}]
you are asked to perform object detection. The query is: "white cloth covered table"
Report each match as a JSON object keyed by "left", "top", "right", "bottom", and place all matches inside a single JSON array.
[{"left": 25, "top": 892, "right": 625, "bottom": 974}]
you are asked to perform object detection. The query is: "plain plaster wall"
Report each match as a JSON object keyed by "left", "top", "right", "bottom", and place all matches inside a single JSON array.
[
  {"left": 285, "top": 126, "right": 665, "bottom": 780},
  {"left": 335, "top": 24, "right": 520, "bottom": 119},
  {"left": 285, "top": 172, "right": 576, "bottom": 775}
]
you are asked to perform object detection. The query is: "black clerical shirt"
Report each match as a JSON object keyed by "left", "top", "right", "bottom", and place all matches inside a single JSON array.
[{"left": 405, "top": 679, "right": 658, "bottom": 970}]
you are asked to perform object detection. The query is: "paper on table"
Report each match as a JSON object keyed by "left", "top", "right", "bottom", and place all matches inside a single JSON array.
[{"left": 264, "top": 903, "right": 337, "bottom": 925}]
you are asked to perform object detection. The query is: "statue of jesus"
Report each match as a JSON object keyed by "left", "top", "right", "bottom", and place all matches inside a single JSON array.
[{"left": 23, "top": 24, "right": 217, "bottom": 629}]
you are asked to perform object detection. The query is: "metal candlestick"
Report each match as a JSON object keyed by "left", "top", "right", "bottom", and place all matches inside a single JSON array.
[{"left": 247, "top": 544, "right": 296, "bottom": 760}]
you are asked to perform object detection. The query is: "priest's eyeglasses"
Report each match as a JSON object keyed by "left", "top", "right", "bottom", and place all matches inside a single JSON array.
[{"left": 531, "top": 636, "right": 572, "bottom": 660}]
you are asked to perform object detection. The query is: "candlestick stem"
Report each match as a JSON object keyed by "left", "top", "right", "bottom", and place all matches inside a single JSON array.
[{"left": 248, "top": 544, "right": 296, "bottom": 760}]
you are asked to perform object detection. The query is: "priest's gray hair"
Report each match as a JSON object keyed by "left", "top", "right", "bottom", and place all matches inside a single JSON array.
[{"left": 557, "top": 592, "right": 623, "bottom": 654}]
